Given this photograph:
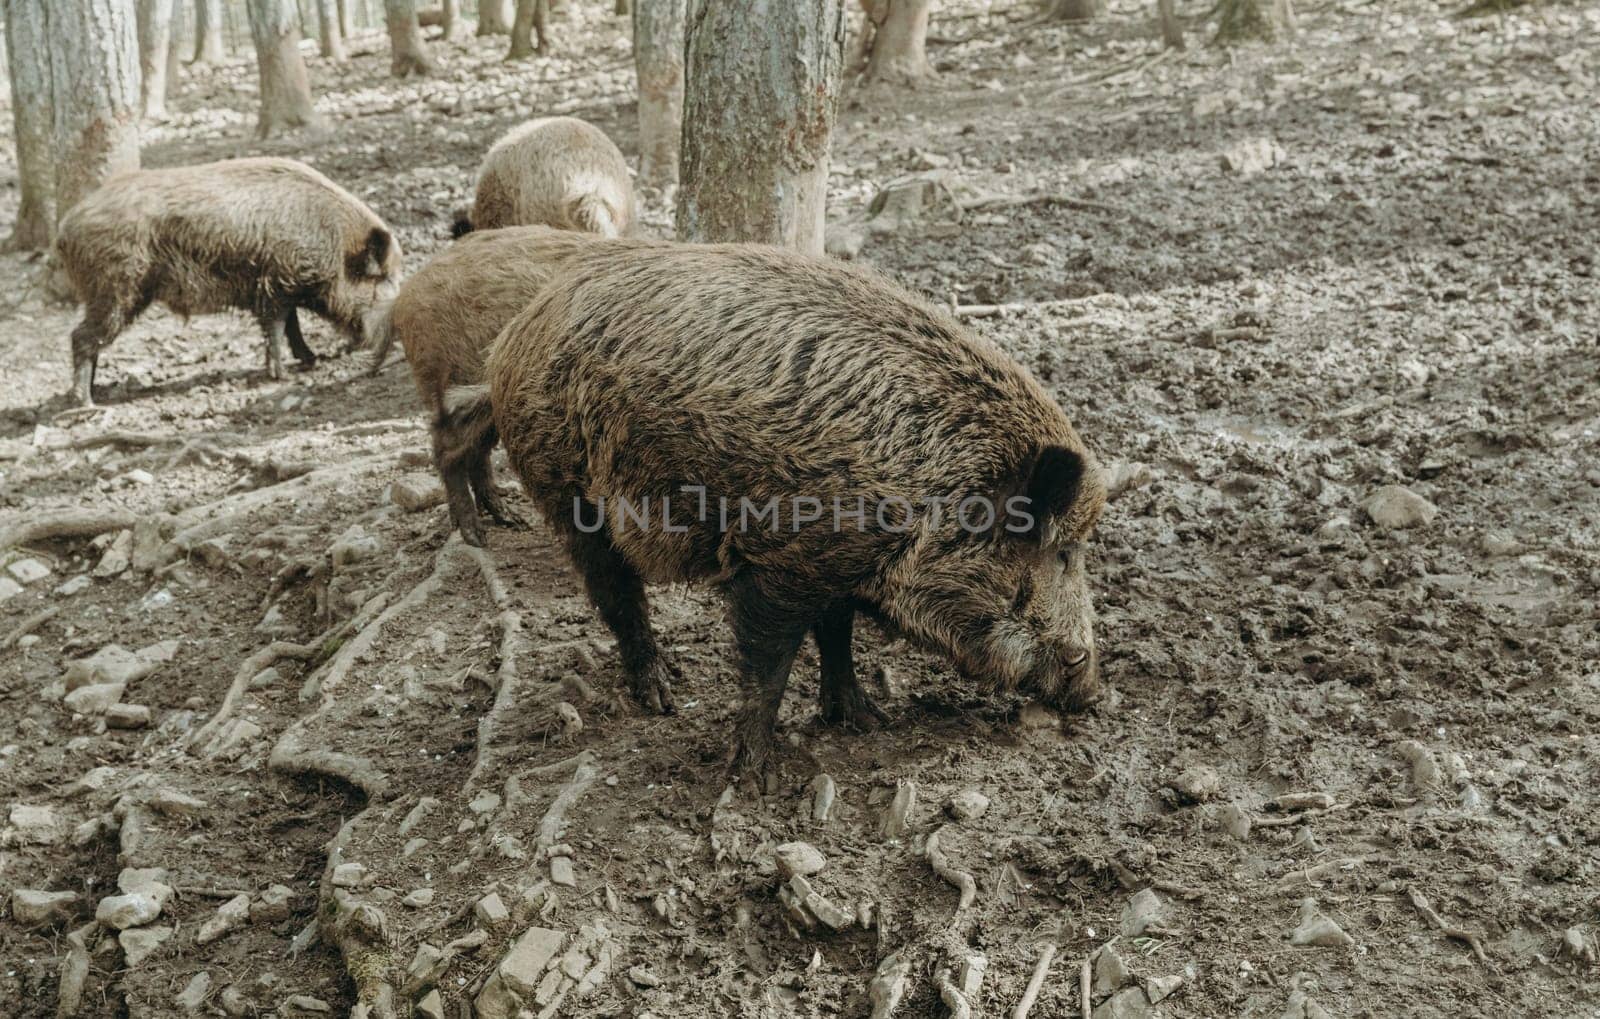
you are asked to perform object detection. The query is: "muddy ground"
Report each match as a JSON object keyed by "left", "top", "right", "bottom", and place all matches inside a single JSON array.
[{"left": 2, "top": 1, "right": 1598, "bottom": 1016}]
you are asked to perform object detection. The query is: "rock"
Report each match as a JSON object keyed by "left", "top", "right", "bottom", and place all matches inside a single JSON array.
[
  {"left": 1121, "top": 888, "right": 1165, "bottom": 937},
  {"left": 119, "top": 925, "right": 174, "bottom": 966},
  {"left": 391, "top": 473, "right": 447, "bottom": 512},
  {"left": 403, "top": 887, "right": 435, "bottom": 908},
  {"left": 63, "top": 639, "right": 179, "bottom": 689},
  {"left": 399, "top": 796, "right": 438, "bottom": 835},
  {"left": 282, "top": 995, "right": 330, "bottom": 1013},
  {"left": 1172, "top": 764, "right": 1221, "bottom": 804},
  {"left": 0, "top": 576, "right": 21, "bottom": 601},
  {"left": 407, "top": 943, "right": 450, "bottom": 986},
  {"left": 196, "top": 893, "right": 251, "bottom": 944},
  {"left": 7, "top": 558, "right": 51, "bottom": 584},
  {"left": 1218, "top": 802, "right": 1252, "bottom": 840},
  {"left": 219, "top": 985, "right": 250, "bottom": 1017},
  {"left": 628, "top": 964, "right": 661, "bottom": 987},
  {"left": 1093, "top": 987, "right": 1156, "bottom": 1019},
  {"left": 475, "top": 891, "right": 510, "bottom": 926},
  {"left": 145, "top": 787, "right": 208, "bottom": 816},
  {"left": 866, "top": 171, "right": 960, "bottom": 236},
  {"left": 1481, "top": 530, "right": 1524, "bottom": 556},
  {"left": 1145, "top": 973, "right": 1184, "bottom": 1004},
  {"left": 247, "top": 667, "right": 280, "bottom": 690},
  {"left": 1105, "top": 460, "right": 1155, "bottom": 501},
  {"left": 1395, "top": 740, "right": 1441, "bottom": 790},
  {"left": 880, "top": 780, "right": 916, "bottom": 840},
  {"left": 1219, "top": 137, "right": 1285, "bottom": 176},
  {"left": 415, "top": 989, "right": 445, "bottom": 1019},
  {"left": 55, "top": 574, "right": 91, "bottom": 597},
  {"left": 130, "top": 517, "right": 168, "bottom": 573},
  {"left": 175, "top": 971, "right": 212, "bottom": 1011},
  {"left": 63, "top": 682, "right": 126, "bottom": 714},
  {"left": 250, "top": 884, "right": 295, "bottom": 923},
  {"left": 824, "top": 223, "right": 866, "bottom": 260},
  {"left": 1093, "top": 943, "right": 1131, "bottom": 994},
  {"left": 468, "top": 789, "right": 502, "bottom": 815},
  {"left": 446, "top": 928, "right": 488, "bottom": 952},
  {"left": 1281, "top": 988, "right": 1334, "bottom": 1019},
  {"left": 97, "top": 892, "right": 163, "bottom": 929},
  {"left": 946, "top": 789, "right": 990, "bottom": 822},
  {"left": 550, "top": 855, "right": 576, "bottom": 887},
  {"left": 774, "top": 841, "right": 827, "bottom": 880},
  {"left": 119, "top": 867, "right": 173, "bottom": 902},
  {"left": 7, "top": 804, "right": 64, "bottom": 845},
  {"left": 11, "top": 889, "right": 78, "bottom": 927},
  {"left": 105, "top": 703, "right": 152, "bottom": 729},
  {"left": 475, "top": 973, "right": 519, "bottom": 1019},
  {"left": 811, "top": 774, "right": 837, "bottom": 822},
  {"left": 1363, "top": 485, "right": 1437, "bottom": 529},
  {"left": 1290, "top": 898, "right": 1355, "bottom": 948},
  {"left": 499, "top": 926, "right": 566, "bottom": 997},
  {"left": 330, "top": 862, "right": 367, "bottom": 888},
  {"left": 94, "top": 530, "right": 133, "bottom": 577},
  {"left": 329, "top": 526, "right": 381, "bottom": 566},
  {"left": 782, "top": 874, "right": 855, "bottom": 931},
  {"left": 1561, "top": 926, "right": 1597, "bottom": 965}
]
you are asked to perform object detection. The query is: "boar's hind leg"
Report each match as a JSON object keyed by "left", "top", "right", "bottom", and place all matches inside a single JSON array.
[
  {"left": 814, "top": 604, "right": 889, "bottom": 729},
  {"left": 256, "top": 308, "right": 294, "bottom": 380},
  {"left": 466, "top": 441, "right": 528, "bottom": 532},
  {"left": 68, "top": 300, "right": 135, "bottom": 406},
  {"left": 284, "top": 308, "right": 318, "bottom": 366},
  {"left": 565, "top": 510, "right": 676, "bottom": 714},
  {"left": 726, "top": 573, "right": 818, "bottom": 775}
]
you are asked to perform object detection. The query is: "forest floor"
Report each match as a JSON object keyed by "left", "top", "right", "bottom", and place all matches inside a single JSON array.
[{"left": 2, "top": 1, "right": 1598, "bottom": 1016}]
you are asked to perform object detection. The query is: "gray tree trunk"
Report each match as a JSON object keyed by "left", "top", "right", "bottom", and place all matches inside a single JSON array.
[
  {"left": 477, "top": 0, "right": 512, "bottom": 34},
  {"left": 247, "top": 0, "right": 323, "bottom": 136},
  {"left": 440, "top": 0, "right": 463, "bottom": 37},
  {"left": 337, "top": 0, "right": 354, "bottom": 36},
  {"left": 857, "top": 0, "right": 933, "bottom": 83},
  {"left": 1047, "top": 0, "right": 1105, "bottom": 19},
  {"left": 632, "top": 0, "right": 684, "bottom": 188},
  {"left": 385, "top": 0, "right": 436, "bottom": 75},
  {"left": 1215, "top": 0, "right": 1294, "bottom": 41},
  {"left": 676, "top": 0, "right": 845, "bottom": 255},
  {"left": 1157, "top": 0, "right": 1184, "bottom": 48},
  {"left": 316, "top": 0, "right": 348, "bottom": 58},
  {"left": 3, "top": 0, "right": 55, "bottom": 250},
  {"left": 168, "top": 0, "right": 187, "bottom": 82},
  {"left": 48, "top": 0, "right": 142, "bottom": 221},
  {"left": 507, "top": 0, "right": 547, "bottom": 57},
  {"left": 136, "top": 0, "right": 175, "bottom": 120},
  {"left": 194, "top": 0, "right": 226, "bottom": 62}
]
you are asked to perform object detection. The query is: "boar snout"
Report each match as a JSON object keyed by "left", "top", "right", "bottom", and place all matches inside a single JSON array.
[{"left": 1046, "top": 639, "right": 1100, "bottom": 713}]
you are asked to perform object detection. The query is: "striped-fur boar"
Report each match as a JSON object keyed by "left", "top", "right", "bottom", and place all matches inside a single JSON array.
[
  {"left": 452, "top": 117, "right": 636, "bottom": 238},
  {"left": 365, "top": 226, "right": 604, "bottom": 545},
  {"left": 460, "top": 241, "right": 1107, "bottom": 772},
  {"left": 54, "top": 157, "right": 402, "bottom": 406}
]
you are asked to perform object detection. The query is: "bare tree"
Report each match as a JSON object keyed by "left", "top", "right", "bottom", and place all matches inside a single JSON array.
[
  {"left": 439, "top": 0, "right": 464, "bottom": 37},
  {"left": 507, "top": 0, "right": 548, "bottom": 57},
  {"left": 1046, "top": 0, "right": 1105, "bottom": 19},
  {"left": 316, "top": 0, "right": 349, "bottom": 59},
  {"left": 677, "top": 0, "right": 845, "bottom": 255},
  {"left": 614, "top": 0, "right": 630, "bottom": 14},
  {"left": 247, "top": 0, "right": 324, "bottom": 136},
  {"left": 477, "top": 0, "right": 512, "bottom": 34},
  {"left": 47, "top": 0, "right": 142, "bottom": 221},
  {"left": 1215, "top": 0, "right": 1294, "bottom": 41},
  {"left": 855, "top": 0, "right": 934, "bottom": 83},
  {"left": 3, "top": 0, "right": 55, "bottom": 250},
  {"left": 136, "top": 0, "right": 176, "bottom": 120},
  {"left": 1157, "top": 0, "right": 1184, "bottom": 48},
  {"left": 337, "top": 0, "right": 354, "bottom": 36},
  {"left": 385, "top": 0, "right": 437, "bottom": 75},
  {"left": 193, "top": 0, "right": 227, "bottom": 62},
  {"left": 168, "top": 0, "right": 187, "bottom": 83},
  {"left": 633, "top": 0, "right": 685, "bottom": 188}
]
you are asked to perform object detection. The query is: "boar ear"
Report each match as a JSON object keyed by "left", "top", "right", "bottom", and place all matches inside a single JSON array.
[
  {"left": 363, "top": 227, "right": 392, "bottom": 276},
  {"left": 1021, "top": 445, "right": 1084, "bottom": 533}
]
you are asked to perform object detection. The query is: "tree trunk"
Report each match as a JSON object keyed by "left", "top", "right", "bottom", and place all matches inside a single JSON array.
[
  {"left": 440, "top": 0, "right": 464, "bottom": 37},
  {"left": 857, "top": 0, "right": 933, "bottom": 83},
  {"left": 337, "top": 0, "right": 354, "bottom": 36},
  {"left": 247, "top": 0, "right": 323, "bottom": 136},
  {"left": 1157, "top": 0, "right": 1184, "bottom": 48},
  {"left": 633, "top": 0, "right": 685, "bottom": 189},
  {"left": 1047, "top": 0, "right": 1105, "bottom": 19},
  {"left": 47, "top": 0, "right": 142, "bottom": 221},
  {"left": 168, "top": 0, "right": 186, "bottom": 82},
  {"left": 136, "top": 0, "right": 175, "bottom": 120},
  {"left": 385, "top": 0, "right": 437, "bottom": 75},
  {"left": 194, "top": 0, "right": 227, "bottom": 62},
  {"left": 614, "top": 0, "right": 630, "bottom": 14},
  {"left": 3, "top": 0, "right": 55, "bottom": 250},
  {"left": 477, "top": 0, "right": 512, "bottom": 34},
  {"left": 676, "top": 0, "right": 845, "bottom": 255},
  {"left": 1214, "top": 0, "right": 1294, "bottom": 42},
  {"left": 507, "top": 0, "right": 548, "bottom": 57},
  {"left": 317, "top": 0, "right": 349, "bottom": 58}
]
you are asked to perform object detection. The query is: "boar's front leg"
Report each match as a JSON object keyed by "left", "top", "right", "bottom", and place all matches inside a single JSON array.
[
  {"left": 564, "top": 508, "right": 676, "bottom": 714},
  {"left": 256, "top": 308, "right": 293, "bottom": 380},
  {"left": 68, "top": 299, "right": 132, "bottom": 407},
  {"left": 726, "top": 572, "right": 818, "bottom": 776},
  {"left": 814, "top": 603, "right": 889, "bottom": 730},
  {"left": 466, "top": 444, "right": 528, "bottom": 532},
  {"left": 283, "top": 308, "right": 318, "bottom": 367}
]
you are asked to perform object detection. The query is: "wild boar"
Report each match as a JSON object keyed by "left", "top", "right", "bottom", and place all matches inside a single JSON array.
[
  {"left": 453, "top": 241, "right": 1107, "bottom": 772},
  {"left": 54, "top": 157, "right": 402, "bottom": 406},
  {"left": 452, "top": 117, "right": 636, "bottom": 239},
  {"left": 364, "top": 226, "right": 606, "bottom": 546}
]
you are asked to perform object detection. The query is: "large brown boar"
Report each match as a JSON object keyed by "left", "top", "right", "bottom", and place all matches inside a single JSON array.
[
  {"left": 455, "top": 241, "right": 1107, "bottom": 772},
  {"left": 365, "top": 226, "right": 606, "bottom": 546},
  {"left": 54, "top": 157, "right": 402, "bottom": 406},
  {"left": 453, "top": 117, "right": 636, "bottom": 238}
]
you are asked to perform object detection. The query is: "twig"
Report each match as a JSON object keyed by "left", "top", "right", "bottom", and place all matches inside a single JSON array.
[
  {"left": 937, "top": 967, "right": 972, "bottom": 1019},
  {"left": 0, "top": 509, "right": 141, "bottom": 550},
  {"left": 1079, "top": 954, "right": 1091, "bottom": 1019},
  {"left": 533, "top": 752, "right": 599, "bottom": 859},
  {"left": 958, "top": 191, "right": 1131, "bottom": 218},
  {"left": 1011, "top": 942, "right": 1056, "bottom": 1019},
  {"left": 1152, "top": 879, "right": 1204, "bottom": 901},
  {"left": 926, "top": 825, "right": 977, "bottom": 918},
  {"left": 2, "top": 606, "right": 59, "bottom": 648},
  {"left": 1407, "top": 887, "right": 1491, "bottom": 965},
  {"left": 186, "top": 635, "right": 330, "bottom": 752},
  {"left": 177, "top": 885, "right": 253, "bottom": 899},
  {"left": 1253, "top": 803, "right": 1351, "bottom": 828},
  {"left": 1276, "top": 856, "right": 1370, "bottom": 892}
]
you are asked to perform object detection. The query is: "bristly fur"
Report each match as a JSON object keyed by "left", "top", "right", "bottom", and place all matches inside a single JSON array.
[{"left": 466, "top": 117, "right": 637, "bottom": 236}]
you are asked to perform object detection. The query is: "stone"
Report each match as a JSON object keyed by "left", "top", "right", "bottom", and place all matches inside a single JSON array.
[
  {"left": 391, "top": 474, "right": 447, "bottom": 512},
  {"left": 106, "top": 703, "right": 152, "bottom": 729},
  {"left": 1363, "top": 485, "right": 1437, "bottom": 529},
  {"left": 97, "top": 892, "right": 163, "bottom": 929},
  {"left": 403, "top": 888, "right": 435, "bottom": 908},
  {"left": 1219, "top": 137, "right": 1285, "bottom": 176},
  {"left": 1218, "top": 802, "right": 1252, "bottom": 840},
  {"left": 1281, "top": 988, "right": 1334, "bottom": 1019},
  {"left": 1093, "top": 987, "right": 1155, "bottom": 1019},
  {"left": 1093, "top": 943, "right": 1131, "bottom": 994},
  {"left": 64, "top": 681, "right": 127, "bottom": 714},
  {"left": 774, "top": 841, "right": 827, "bottom": 880},
  {"left": 1481, "top": 530, "right": 1524, "bottom": 556},
  {"left": 7, "top": 558, "right": 51, "bottom": 584},
  {"left": 63, "top": 639, "right": 178, "bottom": 689},
  {"left": 1121, "top": 888, "right": 1165, "bottom": 937},
  {"left": 407, "top": 943, "right": 449, "bottom": 986},
  {"left": 475, "top": 891, "right": 509, "bottom": 926},
  {"left": 94, "top": 531, "right": 133, "bottom": 577},
  {"left": 119, "top": 925, "right": 174, "bottom": 966},
  {"left": 7, "top": 804, "right": 64, "bottom": 845},
  {"left": 146, "top": 787, "right": 208, "bottom": 816},
  {"left": 247, "top": 667, "right": 280, "bottom": 690},
  {"left": 329, "top": 527, "right": 381, "bottom": 567},
  {"left": 1144, "top": 973, "right": 1184, "bottom": 1004},
  {"left": 475, "top": 973, "right": 518, "bottom": 1019},
  {"left": 880, "top": 780, "right": 916, "bottom": 840},
  {"left": 196, "top": 894, "right": 251, "bottom": 944},
  {"left": 499, "top": 926, "right": 566, "bottom": 997},
  {"left": 1290, "top": 898, "right": 1355, "bottom": 948},
  {"left": 219, "top": 986, "right": 250, "bottom": 1017},
  {"left": 130, "top": 517, "right": 168, "bottom": 573},
  {"left": 946, "top": 789, "right": 990, "bottom": 822},
  {"left": 628, "top": 964, "right": 661, "bottom": 987},
  {"left": 56, "top": 574, "right": 91, "bottom": 596},
  {"left": 1172, "top": 765, "right": 1221, "bottom": 804},
  {"left": 811, "top": 774, "right": 837, "bottom": 822},
  {"left": 283, "top": 995, "right": 330, "bottom": 1013},
  {"left": 11, "top": 889, "right": 78, "bottom": 927},
  {"left": 468, "top": 789, "right": 502, "bottom": 815},
  {"left": 446, "top": 928, "right": 488, "bottom": 952},
  {"left": 399, "top": 796, "right": 439, "bottom": 835},
  {"left": 0, "top": 576, "right": 21, "bottom": 601},
  {"left": 247, "top": 884, "right": 294, "bottom": 923},
  {"left": 175, "top": 971, "right": 212, "bottom": 1011},
  {"left": 119, "top": 867, "right": 173, "bottom": 904},
  {"left": 330, "top": 862, "right": 367, "bottom": 888},
  {"left": 415, "top": 989, "right": 445, "bottom": 1019},
  {"left": 550, "top": 855, "right": 576, "bottom": 887}
]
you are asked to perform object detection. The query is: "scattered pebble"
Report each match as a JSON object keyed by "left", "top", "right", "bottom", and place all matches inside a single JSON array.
[
  {"left": 120, "top": 925, "right": 174, "bottom": 966},
  {"left": 390, "top": 474, "right": 447, "bottom": 512},
  {"left": 330, "top": 862, "right": 367, "bottom": 888},
  {"left": 250, "top": 884, "right": 295, "bottom": 923},
  {"left": 628, "top": 964, "right": 662, "bottom": 988},
  {"left": 415, "top": 989, "right": 445, "bottom": 1019},
  {"left": 774, "top": 841, "right": 827, "bottom": 880},
  {"left": 1289, "top": 898, "right": 1355, "bottom": 948},
  {"left": 403, "top": 887, "right": 436, "bottom": 908},
  {"left": 7, "top": 558, "right": 51, "bottom": 584},
  {"left": 7, "top": 804, "right": 64, "bottom": 845},
  {"left": 811, "top": 774, "right": 837, "bottom": 822},
  {"left": 63, "top": 682, "right": 127, "bottom": 715},
  {"left": 879, "top": 780, "right": 916, "bottom": 840},
  {"left": 1121, "top": 888, "right": 1165, "bottom": 937},
  {"left": 1363, "top": 484, "right": 1437, "bottom": 529},
  {"left": 1172, "top": 764, "right": 1222, "bottom": 804},
  {"left": 1219, "top": 136, "right": 1285, "bottom": 176},
  {"left": 175, "top": 971, "right": 213, "bottom": 1011},
  {"left": 196, "top": 893, "right": 250, "bottom": 944},
  {"left": 11, "top": 888, "right": 78, "bottom": 927},
  {"left": 475, "top": 891, "right": 510, "bottom": 926},
  {"left": 945, "top": 789, "right": 990, "bottom": 822},
  {"left": 106, "top": 703, "right": 152, "bottom": 729},
  {"left": 550, "top": 854, "right": 577, "bottom": 887},
  {"left": 1093, "top": 942, "right": 1130, "bottom": 994}
]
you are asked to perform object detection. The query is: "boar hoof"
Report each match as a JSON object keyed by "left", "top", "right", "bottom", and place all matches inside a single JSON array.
[
  {"left": 630, "top": 662, "right": 676, "bottom": 715},
  {"left": 820, "top": 686, "right": 890, "bottom": 730},
  {"left": 457, "top": 518, "right": 487, "bottom": 548}
]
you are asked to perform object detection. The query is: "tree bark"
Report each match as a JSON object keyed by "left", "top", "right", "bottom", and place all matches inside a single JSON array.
[
  {"left": 1157, "top": 0, "right": 1184, "bottom": 49},
  {"left": 507, "top": 0, "right": 548, "bottom": 57},
  {"left": 385, "top": 0, "right": 437, "bottom": 75},
  {"left": 337, "top": 0, "right": 354, "bottom": 36},
  {"left": 247, "top": 0, "right": 323, "bottom": 136},
  {"left": 1046, "top": 0, "right": 1105, "bottom": 19},
  {"left": 633, "top": 0, "right": 685, "bottom": 188},
  {"left": 136, "top": 0, "right": 175, "bottom": 120},
  {"left": 676, "top": 0, "right": 845, "bottom": 255},
  {"left": 614, "top": 0, "right": 630, "bottom": 14},
  {"left": 47, "top": 0, "right": 142, "bottom": 221},
  {"left": 168, "top": 0, "right": 187, "bottom": 82},
  {"left": 439, "top": 0, "right": 463, "bottom": 37},
  {"left": 1214, "top": 0, "right": 1294, "bottom": 42},
  {"left": 857, "top": 0, "right": 934, "bottom": 83},
  {"left": 477, "top": 0, "right": 512, "bottom": 34},
  {"left": 317, "top": 0, "right": 349, "bottom": 58},
  {"left": 3, "top": 0, "right": 55, "bottom": 250},
  {"left": 194, "top": 0, "right": 227, "bottom": 62}
]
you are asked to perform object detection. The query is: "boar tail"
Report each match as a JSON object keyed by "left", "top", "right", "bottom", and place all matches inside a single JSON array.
[
  {"left": 450, "top": 207, "right": 475, "bottom": 239},
  {"left": 568, "top": 192, "right": 619, "bottom": 239},
  {"left": 438, "top": 384, "right": 496, "bottom": 468},
  {"left": 362, "top": 298, "right": 398, "bottom": 375}
]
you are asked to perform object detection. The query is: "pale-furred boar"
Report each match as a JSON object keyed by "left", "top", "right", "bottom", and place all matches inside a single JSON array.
[
  {"left": 54, "top": 157, "right": 402, "bottom": 406},
  {"left": 452, "top": 117, "right": 636, "bottom": 239},
  {"left": 364, "top": 226, "right": 605, "bottom": 545},
  {"left": 451, "top": 241, "right": 1107, "bottom": 772}
]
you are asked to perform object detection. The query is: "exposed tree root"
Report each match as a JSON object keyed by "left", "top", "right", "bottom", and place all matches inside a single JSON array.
[
  {"left": 1011, "top": 942, "right": 1056, "bottom": 1019},
  {"left": 533, "top": 751, "right": 599, "bottom": 859},
  {"left": 2, "top": 606, "right": 58, "bottom": 648},
  {"left": 270, "top": 724, "right": 390, "bottom": 798},
  {"left": 867, "top": 950, "right": 912, "bottom": 1019},
  {"left": 320, "top": 819, "right": 400, "bottom": 1018},
  {"left": 1407, "top": 886, "right": 1492, "bottom": 966},
  {"left": 186, "top": 625, "right": 342, "bottom": 753},
  {"left": 55, "top": 921, "right": 97, "bottom": 1017},
  {"left": 1, "top": 509, "right": 144, "bottom": 550},
  {"left": 926, "top": 825, "right": 977, "bottom": 917},
  {"left": 1079, "top": 952, "right": 1092, "bottom": 1019}
]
